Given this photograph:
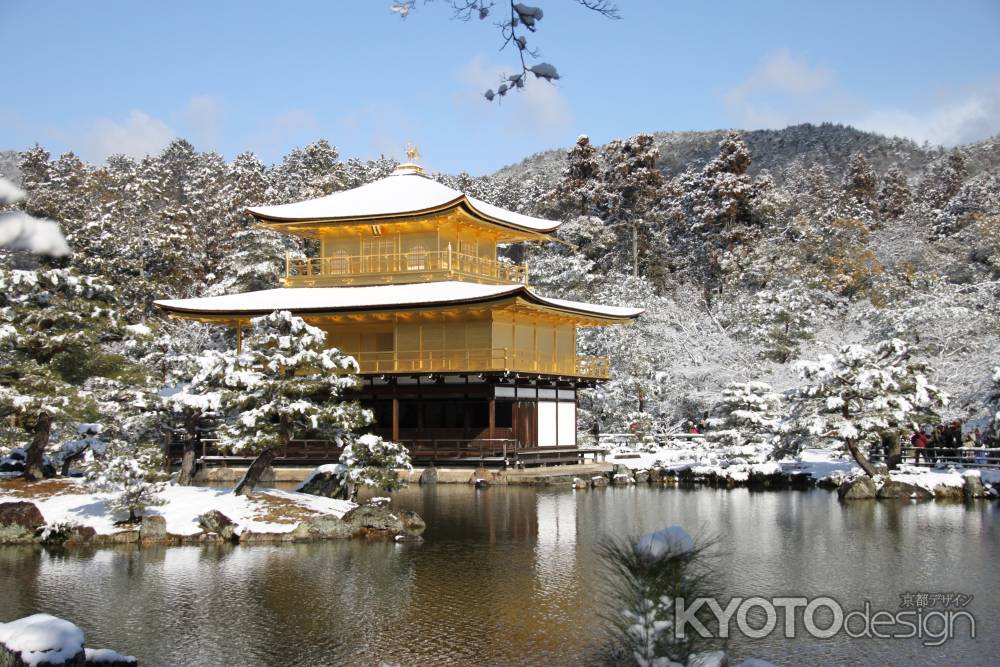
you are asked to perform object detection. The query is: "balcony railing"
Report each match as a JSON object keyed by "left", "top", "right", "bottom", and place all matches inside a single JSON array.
[
  {"left": 285, "top": 248, "right": 528, "bottom": 286},
  {"left": 347, "top": 348, "right": 610, "bottom": 379}
]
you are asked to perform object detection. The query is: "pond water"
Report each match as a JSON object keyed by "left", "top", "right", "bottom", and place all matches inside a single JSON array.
[{"left": 1, "top": 485, "right": 997, "bottom": 666}]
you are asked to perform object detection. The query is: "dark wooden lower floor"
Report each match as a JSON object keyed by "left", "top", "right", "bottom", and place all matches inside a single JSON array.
[{"left": 167, "top": 374, "right": 598, "bottom": 469}]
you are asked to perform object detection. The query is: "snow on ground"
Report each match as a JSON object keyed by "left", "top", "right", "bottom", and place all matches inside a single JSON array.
[
  {"left": 607, "top": 443, "right": 999, "bottom": 490},
  {"left": 0, "top": 479, "right": 354, "bottom": 535}
]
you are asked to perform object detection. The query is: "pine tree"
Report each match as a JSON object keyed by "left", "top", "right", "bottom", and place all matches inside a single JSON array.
[
  {"left": 546, "top": 134, "right": 606, "bottom": 217},
  {"left": 732, "top": 284, "right": 820, "bottom": 363},
  {"left": 0, "top": 269, "right": 122, "bottom": 479},
  {"left": 86, "top": 441, "right": 165, "bottom": 523},
  {"left": 878, "top": 165, "right": 910, "bottom": 220},
  {"left": 193, "top": 311, "right": 369, "bottom": 496},
  {"left": 339, "top": 434, "right": 412, "bottom": 492},
  {"left": 601, "top": 133, "right": 664, "bottom": 277},
  {"left": 782, "top": 338, "right": 949, "bottom": 476},
  {"left": 272, "top": 140, "right": 343, "bottom": 203},
  {"left": 842, "top": 151, "right": 878, "bottom": 212},
  {"left": 919, "top": 151, "right": 966, "bottom": 210}
]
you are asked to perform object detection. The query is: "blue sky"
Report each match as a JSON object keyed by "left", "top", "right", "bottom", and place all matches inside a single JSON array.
[{"left": 2, "top": 0, "right": 999, "bottom": 174}]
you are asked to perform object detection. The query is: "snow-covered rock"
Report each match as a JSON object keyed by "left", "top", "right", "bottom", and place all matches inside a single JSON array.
[
  {"left": 635, "top": 526, "right": 694, "bottom": 559},
  {"left": 0, "top": 614, "right": 85, "bottom": 666}
]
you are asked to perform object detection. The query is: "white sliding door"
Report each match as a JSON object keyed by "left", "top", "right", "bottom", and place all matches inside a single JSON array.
[{"left": 538, "top": 401, "right": 557, "bottom": 447}]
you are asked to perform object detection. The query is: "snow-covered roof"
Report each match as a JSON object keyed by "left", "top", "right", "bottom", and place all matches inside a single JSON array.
[
  {"left": 246, "top": 165, "right": 560, "bottom": 235},
  {"left": 154, "top": 281, "right": 643, "bottom": 322}
]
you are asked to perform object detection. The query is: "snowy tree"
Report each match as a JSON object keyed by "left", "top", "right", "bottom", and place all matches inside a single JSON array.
[
  {"left": 663, "top": 132, "right": 763, "bottom": 298},
  {"left": 918, "top": 151, "right": 966, "bottom": 211},
  {"left": 878, "top": 165, "right": 910, "bottom": 220},
  {"left": 544, "top": 134, "right": 607, "bottom": 218},
  {"left": 728, "top": 283, "right": 823, "bottom": 362},
  {"left": 795, "top": 218, "right": 884, "bottom": 301},
  {"left": 193, "top": 311, "right": 369, "bottom": 496},
  {"left": 782, "top": 338, "right": 949, "bottom": 476},
  {"left": 842, "top": 151, "right": 878, "bottom": 213},
  {"left": 0, "top": 269, "right": 123, "bottom": 479},
  {"left": 86, "top": 442, "right": 165, "bottom": 523},
  {"left": 600, "top": 133, "right": 664, "bottom": 277},
  {"left": 339, "top": 433, "right": 412, "bottom": 492},
  {"left": 271, "top": 140, "right": 343, "bottom": 203},
  {"left": 341, "top": 156, "right": 399, "bottom": 188},
  {"left": 704, "top": 381, "right": 784, "bottom": 460},
  {"left": 932, "top": 172, "right": 1000, "bottom": 237}
]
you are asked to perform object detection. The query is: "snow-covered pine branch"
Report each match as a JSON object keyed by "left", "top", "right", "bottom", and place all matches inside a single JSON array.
[
  {"left": 781, "top": 338, "right": 949, "bottom": 476},
  {"left": 192, "top": 310, "right": 370, "bottom": 496}
]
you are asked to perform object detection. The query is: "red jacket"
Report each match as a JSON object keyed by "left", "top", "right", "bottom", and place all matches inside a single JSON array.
[{"left": 911, "top": 432, "right": 929, "bottom": 448}]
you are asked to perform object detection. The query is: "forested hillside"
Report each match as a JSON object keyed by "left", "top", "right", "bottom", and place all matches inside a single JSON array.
[{"left": 2, "top": 123, "right": 998, "bottom": 449}]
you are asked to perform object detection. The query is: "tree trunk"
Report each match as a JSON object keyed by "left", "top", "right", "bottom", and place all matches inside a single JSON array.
[
  {"left": 60, "top": 445, "right": 89, "bottom": 477},
  {"left": 177, "top": 441, "right": 197, "bottom": 486},
  {"left": 233, "top": 447, "right": 276, "bottom": 497},
  {"left": 845, "top": 439, "right": 878, "bottom": 478},
  {"left": 23, "top": 412, "right": 53, "bottom": 481}
]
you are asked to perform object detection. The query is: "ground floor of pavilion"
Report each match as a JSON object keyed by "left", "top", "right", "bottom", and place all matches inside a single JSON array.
[{"left": 167, "top": 373, "right": 605, "bottom": 469}]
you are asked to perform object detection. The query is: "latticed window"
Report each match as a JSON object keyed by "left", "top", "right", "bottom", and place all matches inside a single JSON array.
[
  {"left": 329, "top": 249, "right": 349, "bottom": 274},
  {"left": 407, "top": 244, "right": 427, "bottom": 270},
  {"left": 362, "top": 237, "right": 394, "bottom": 272}
]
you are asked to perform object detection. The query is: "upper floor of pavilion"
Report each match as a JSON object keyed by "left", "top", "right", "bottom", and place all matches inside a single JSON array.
[{"left": 247, "top": 163, "right": 559, "bottom": 288}]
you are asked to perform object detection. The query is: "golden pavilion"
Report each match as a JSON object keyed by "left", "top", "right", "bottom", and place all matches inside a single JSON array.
[{"left": 155, "top": 159, "right": 642, "bottom": 465}]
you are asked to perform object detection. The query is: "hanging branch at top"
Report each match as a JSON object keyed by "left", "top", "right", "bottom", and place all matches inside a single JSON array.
[{"left": 389, "top": 1, "right": 621, "bottom": 101}]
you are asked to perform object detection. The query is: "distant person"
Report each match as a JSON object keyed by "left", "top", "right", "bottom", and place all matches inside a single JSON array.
[
  {"left": 688, "top": 421, "right": 700, "bottom": 435},
  {"left": 911, "top": 427, "right": 928, "bottom": 464},
  {"left": 948, "top": 420, "right": 963, "bottom": 462},
  {"left": 963, "top": 429, "right": 977, "bottom": 463}
]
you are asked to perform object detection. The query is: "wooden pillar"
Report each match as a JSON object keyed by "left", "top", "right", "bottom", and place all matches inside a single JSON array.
[
  {"left": 235, "top": 321, "right": 243, "bottom": 354},
  {"left": 392, "top": 398, "right": 400, "bottom": 443},
  {"left": 489, "top": 398, "right": 496, "bottom": 440}
]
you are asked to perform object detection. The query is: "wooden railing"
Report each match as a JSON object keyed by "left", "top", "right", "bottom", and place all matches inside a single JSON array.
[
  {"left": 168, "top": 436, "right": 605, "bottom": 469},
  {"left": 350, "top": 347, "right": 610, "bottom": 378},
  {"left": 869, "top": 446, "right": 1000, "bottom": 469},
  {"left": 285, "top": 247, "right": 528, "bottom": 286}
]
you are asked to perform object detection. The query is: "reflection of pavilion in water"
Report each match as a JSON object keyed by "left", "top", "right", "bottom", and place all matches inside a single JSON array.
[{"left": 535, "top": 491, "right": 578, "bottom": 592}]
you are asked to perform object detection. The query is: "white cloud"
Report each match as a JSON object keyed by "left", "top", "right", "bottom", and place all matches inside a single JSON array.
[
  {"left": 82, "top": 110, "right": 175, "bottom": 161},
  {"left": 723, "top": 50, "right": 1000, "bottom": 147},
  {"left": 852, "top": 83, "right": 1000, "bottom": 147},
  {"left": 454, "top": 55, "right": 572, "bottom": 138},
  {"left": 725, "top": 49, "right": 834, "bottom": 109},
  {"left": 176, "top": 95, "right": 223, "bottom": 151}
]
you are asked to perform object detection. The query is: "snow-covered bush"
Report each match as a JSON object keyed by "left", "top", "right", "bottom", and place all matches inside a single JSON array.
[
  {"left": 601, "top": 527, "right": 718, "bottom": 666},
  {"left": 86, "top": 447, "right": 165, "bottom": 523},
  {"left": 340, "top": 434, "right": 412, "bottom": 493}
]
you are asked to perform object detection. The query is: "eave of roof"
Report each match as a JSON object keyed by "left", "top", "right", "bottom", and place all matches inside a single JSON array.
[{"left": 153, "top": 282, "right": 643, "bottom": 324}]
